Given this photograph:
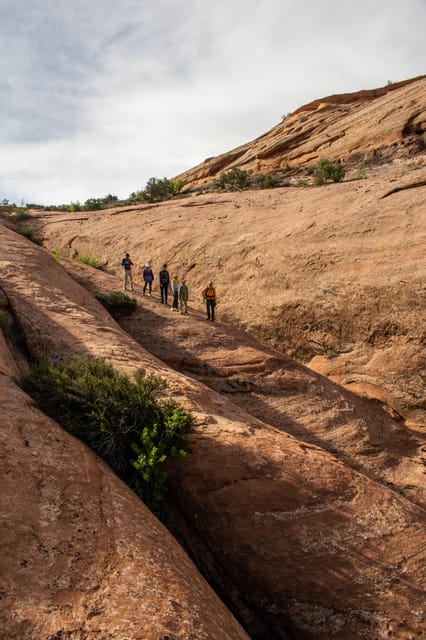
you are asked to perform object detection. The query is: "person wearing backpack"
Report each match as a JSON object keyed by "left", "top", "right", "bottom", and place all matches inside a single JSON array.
[
  {"left": 159, "top": 263, "right": 170, "bottom": 304},
  {"left": 142, "top": 263, "right": 154, "bottom": 296},
  {"left": 201, "top": 281, "right": 217, "bottom": 321}
]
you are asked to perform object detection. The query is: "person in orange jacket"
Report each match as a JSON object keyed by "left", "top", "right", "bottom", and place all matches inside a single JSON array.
[{"left": 201, "top": 281, "right": 217, "bottom": 321}]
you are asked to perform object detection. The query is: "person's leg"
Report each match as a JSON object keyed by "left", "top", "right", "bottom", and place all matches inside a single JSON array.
[
  {"left": 143, "top": 281, "right": 147, "bottom": 295},
  {"left": 129, "top": 271, "right": 134, "bottom": 291},
  {"left": 206, "top": 299, "right": 211, "bottom": 320},
  {"left": 211, "top": 301, "right": 215, "bottom": 321},
  {"left": 160, "top": 284, "right": 165, "bottom": 303}
]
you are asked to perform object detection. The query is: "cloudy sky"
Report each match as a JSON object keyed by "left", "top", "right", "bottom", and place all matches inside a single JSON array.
[{"left": 1, "top": 0, "right": 425, "bottom": 206}]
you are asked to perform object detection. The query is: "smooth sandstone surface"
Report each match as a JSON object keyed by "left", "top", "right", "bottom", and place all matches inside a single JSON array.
[
  {"left": 2, "top": 76, "right": 425, "bottom": 639},
  {"left": 1, "top": 219, "right": 425, "bottom": 639}
]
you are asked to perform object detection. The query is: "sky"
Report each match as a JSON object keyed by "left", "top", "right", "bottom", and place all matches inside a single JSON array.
[{"left": 1, "top": 0, "right": 425, "bottom": 206}]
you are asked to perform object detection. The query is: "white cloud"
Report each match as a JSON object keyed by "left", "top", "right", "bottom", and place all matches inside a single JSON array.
[{"left": 1, "top": 0, "right": 425, "bottom": 204}]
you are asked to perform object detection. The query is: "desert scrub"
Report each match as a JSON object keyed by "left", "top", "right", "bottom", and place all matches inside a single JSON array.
[
  {"left": 356, "top": 162, "right": 368, "bottom": 180},
  {"left": 12, "top": 208, "right": 31, "bottom": 222},
  {"left": 213, "top": 167, "right": 250, "bottom": 192},
  {"left": 312, "top": 159, "right": 345, "bottom": 185},
  {"left": 17, "top": 225, "right": 34, "bottom": 240},
  {"left": 73, "top": 253, "right": 102, "bottom": 269},
  {"left": 254, "top": 173, "right": 279, "bottom": 189},
  {"left": 23, "top": 358, "right": 192, "bottom": 514},
  {"left": 96, "top": 291, "right": 137, "bottom": 319}
]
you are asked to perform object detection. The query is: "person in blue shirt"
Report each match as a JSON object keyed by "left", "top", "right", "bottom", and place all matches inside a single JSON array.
[{"left": 142, "top": 263, "right": 154, "bottom": 296}]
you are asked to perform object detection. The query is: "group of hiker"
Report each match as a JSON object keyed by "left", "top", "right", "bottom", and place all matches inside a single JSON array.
[{"left": 121, "top": 253, "right": 217, "bottom": 321}]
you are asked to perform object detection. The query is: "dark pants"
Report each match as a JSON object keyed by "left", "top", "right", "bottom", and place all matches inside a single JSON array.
[
  {"left": 206, "top": 299, "right": 216, "bottom": 321},
  {"left": 143, "top": 280, "right": 152, "bottom": 295},
  {"left": 172, "top": 290, "right": 179, "bottom": 309},
  {"left": 160, "top": 283, "right": 168, "bottom": 304}
]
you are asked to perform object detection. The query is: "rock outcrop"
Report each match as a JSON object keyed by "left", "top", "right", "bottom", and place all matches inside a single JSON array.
[
  {"left": 174, "top": 75, "right": 426, "bottom": 190},
  {"left": 36, "top": 152, "right": 426, "bottom": 423},
  {"left": 0, "top": 297, "right": 250, "bottom": 638},
  {"left": 1, "top": 222, "right": 425, "bottom": 639}
]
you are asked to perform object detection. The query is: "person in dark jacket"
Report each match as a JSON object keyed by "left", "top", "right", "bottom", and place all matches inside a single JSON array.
[
  {"left": 159, "top": 263, "right": 170, "bottom": 304},
  {"left": 142, "top": 263, "right": 154, "bottom": 296},
  {"left": 121, "top": 252, "right": 134, "bottom": 291}
]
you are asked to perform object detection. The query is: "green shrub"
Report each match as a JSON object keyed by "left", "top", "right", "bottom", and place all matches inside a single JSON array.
[
  {"left": 313, "top": 159, "right": 345, "bottom": 185},
  {"left": 83, "top": 197, "right": 103, "bottom": 211},
  {"left": 81, "top": 195, "right": 120, "bottom": 210},
  {"left": 18, "top": 225, "right": 34, "bottom": 240},
  {"left": 12, "top": 208, "right": 31, "bottom": 222},
  {"left": 52, "top": 248, "right": 62, "bottom": 262},
  {"left": 73, "top": 253, "right": 102, "bottom": 269},
  {"left": 356, "top": 162, "right": 368, "bottom": 180},
  {"left": 130, "top": 177, "right": 185, "bottom": 204},
  {"left": 23, "top": 359, "right": 192, "bottom": 513},
  {"left": 96, "top": 291, "right": 137, "bottom": 319},
  {"left": 213, "top": 167, "right": 250, "bottom": 192},
  {"left": 254, "top": 173, "right": 279, "bottom": 189}
]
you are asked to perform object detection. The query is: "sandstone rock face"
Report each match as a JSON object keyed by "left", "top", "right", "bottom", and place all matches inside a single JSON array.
[
  {"left": 37, "top": 154, "right": 426, "bottom": 423},
  {"left": 0, "top": 323, "right": 249, "bottom": 638},
  {"left": 1, "top": 223, "right": 425, "bottom": 639},
  {"left": 174, "top": 75, "right": 426, "bottom": 189}
]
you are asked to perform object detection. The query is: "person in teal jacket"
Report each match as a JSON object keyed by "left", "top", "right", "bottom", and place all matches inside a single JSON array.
[{"left": 170, "top": 274, "right": 179, "bottom": 311}]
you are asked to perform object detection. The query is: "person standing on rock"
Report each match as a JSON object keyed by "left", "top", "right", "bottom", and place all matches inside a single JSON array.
[
  {"left": 202, "top": 281, "right": 217, "bottom": 321},
  {"left": 121, "top": 252, "right": 134, "bottom": 291},
  {"left": 142, "top": 263, "right": 154, "bottom": 296},
  {"left": 171, "top": 274, "right": 179, "bottom": 311},
  {"left": 179, "top": 279, "right": 189, "bottom": 315},
  {"left": 159, "top": 263, "right": 170, "bottom": 304}
]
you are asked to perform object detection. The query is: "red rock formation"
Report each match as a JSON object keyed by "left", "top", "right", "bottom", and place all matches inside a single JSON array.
[
  {"left": 1, "top": 222, "right": 425, "bottom": 639},
  {"left": 0, "top": 334, "right": 250, "bottom": 639},
  {"left": 37, "top": 150, "right": 426, "bottom": 423},
  {"left": 174, "top": 75, "right": 426, "bottom": 190}
]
